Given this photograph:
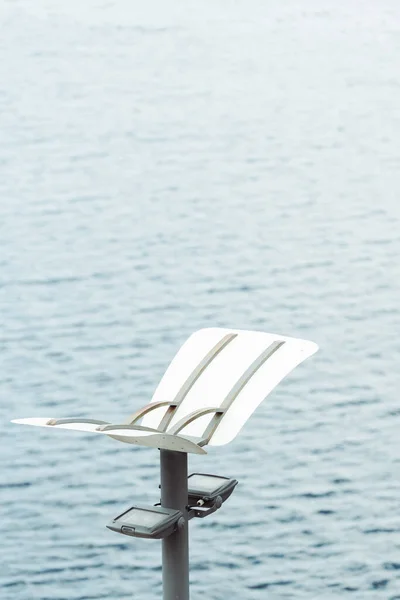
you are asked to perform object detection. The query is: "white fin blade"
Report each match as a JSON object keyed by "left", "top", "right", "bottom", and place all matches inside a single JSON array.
[
  {"left": 141, "top": 327, "right": 318, "bottom": 445},
  {"left": 12, "top": 418, "right": 55, "bottom": 426},
  {"left": 11, "top": 418, "right": 108, "bottom": 433}
]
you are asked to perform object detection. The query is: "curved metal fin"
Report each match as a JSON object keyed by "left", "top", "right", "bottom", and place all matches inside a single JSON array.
[
  {"left": 168, "top": 407, "right": 224, "bottom": 436},
  {"left": 97, "top": 423, "right": 160, "bottom": 433},
  {"left": 46, "top": 418, "right": 109, "bottom": 426}
]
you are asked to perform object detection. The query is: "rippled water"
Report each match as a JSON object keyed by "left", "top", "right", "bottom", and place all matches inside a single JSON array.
[{"left": 1, "top": 1, "right": 400, "bottom": 598}]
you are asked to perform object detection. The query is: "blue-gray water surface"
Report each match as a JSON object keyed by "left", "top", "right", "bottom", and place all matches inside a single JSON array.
[{"left": 1, "top": 1, "right": 400, "bottom": 599}]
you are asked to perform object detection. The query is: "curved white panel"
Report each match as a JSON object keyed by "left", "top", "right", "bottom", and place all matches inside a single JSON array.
[
  {"left": 141, "top": 328, "right": 318, "bottom": 445},
  {"left": 11, "top": 418, "right": 104, "bottom": 433},
  {"left": 11, "top": 328, "right": 318, "bottom": 453}
]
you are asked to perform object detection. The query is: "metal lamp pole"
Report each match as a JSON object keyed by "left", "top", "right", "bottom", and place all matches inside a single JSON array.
[
  {"left": 160, "top": 450, "right": 190, "bottom": 600},
  {"left": 11, "top": 330, "right": 318, "bottom": 600}
]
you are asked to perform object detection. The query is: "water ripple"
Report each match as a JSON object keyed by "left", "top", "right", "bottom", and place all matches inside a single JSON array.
[{"left": 2, "top": 1, "right": 400, "bottom": 599}]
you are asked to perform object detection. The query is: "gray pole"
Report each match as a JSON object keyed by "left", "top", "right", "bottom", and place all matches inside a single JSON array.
[{"left": 160, "top": 449, "right": 189, "bottom": 600}]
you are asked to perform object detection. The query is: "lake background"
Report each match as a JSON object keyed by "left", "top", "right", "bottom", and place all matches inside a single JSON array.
[{"left": 1, "top": 1, "right": 400, "bottom": 598}]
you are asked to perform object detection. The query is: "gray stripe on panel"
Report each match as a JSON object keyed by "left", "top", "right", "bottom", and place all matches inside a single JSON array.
[{"left": 199, "top": 340, "right": 285, "bottom": 445}]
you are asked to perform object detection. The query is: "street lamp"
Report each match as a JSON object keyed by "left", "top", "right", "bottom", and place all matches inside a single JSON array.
[
  {"left": 187, "top": 473, "right": 238, "bottom": 506},
  {"left": 107, "top": 505, "right": 185, "bottom": 539},
  {"left": 12, "top": 326, "right": 318, "bottom": 600}
]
